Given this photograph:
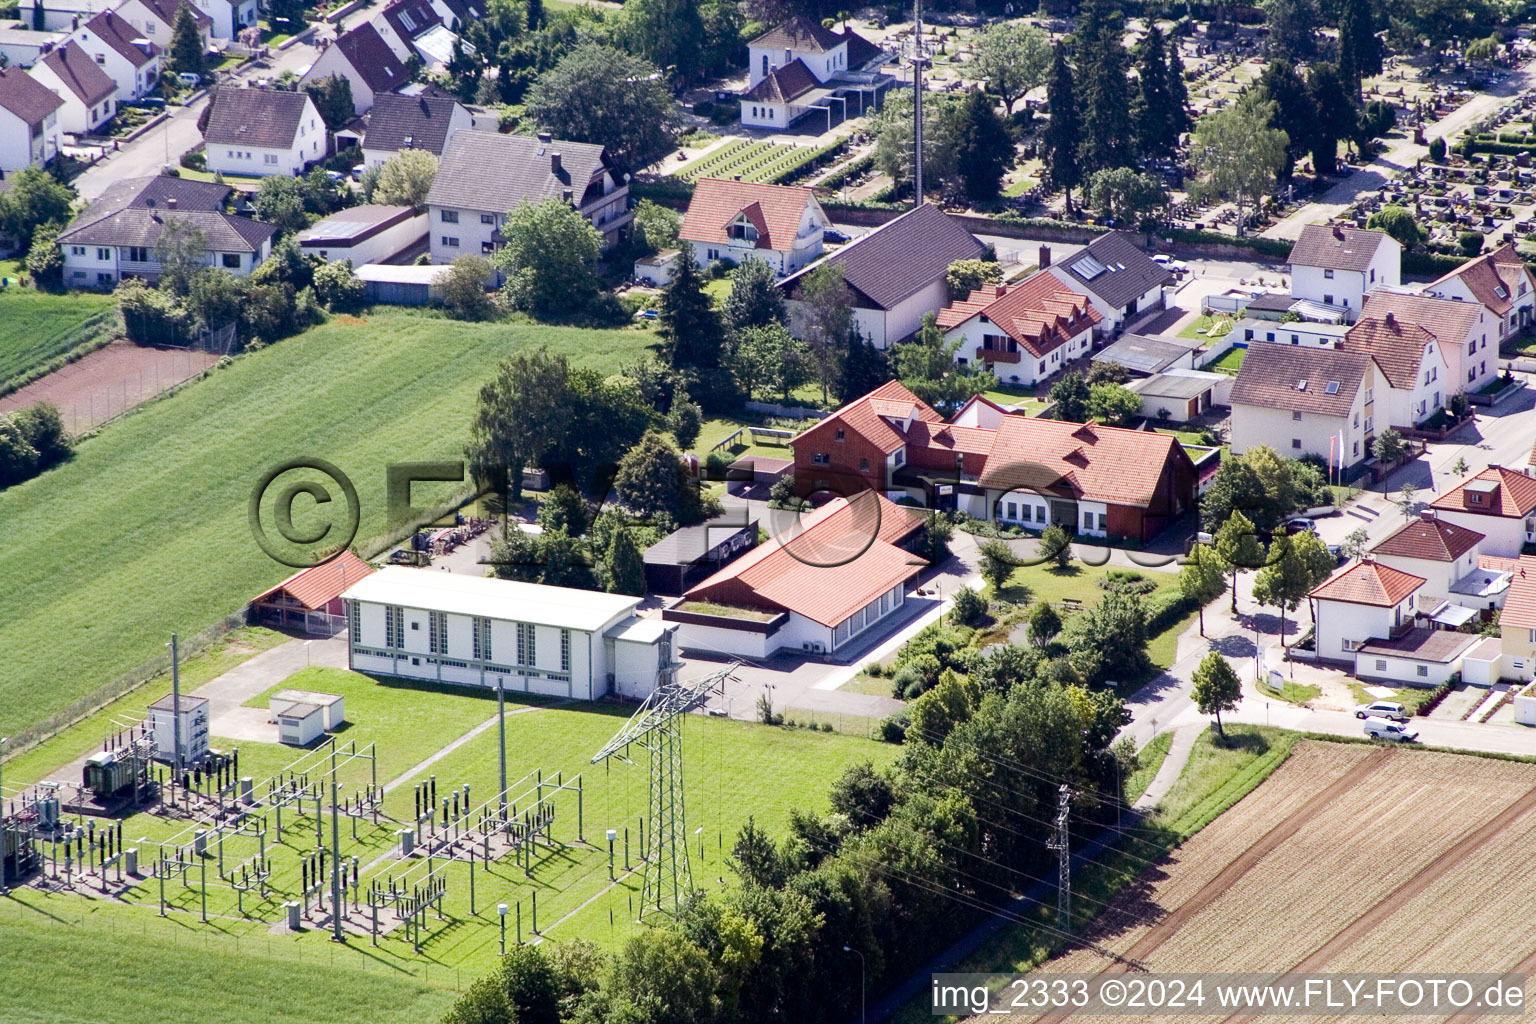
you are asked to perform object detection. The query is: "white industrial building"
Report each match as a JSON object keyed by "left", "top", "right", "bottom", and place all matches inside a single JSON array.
[
  {"left": 342, "top": 567, "right": 677, "bottom": 700},
  {"left": 147, "top": 693, "right": 210, "bottom": 765}
]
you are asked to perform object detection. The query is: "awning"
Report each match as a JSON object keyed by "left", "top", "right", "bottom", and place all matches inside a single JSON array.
[{"left": 1428, "top": 602, "right": 1478, "bottom": 629}]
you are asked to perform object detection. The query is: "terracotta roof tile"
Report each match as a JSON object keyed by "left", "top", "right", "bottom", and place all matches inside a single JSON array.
[
  {"left": 1498, "top": 555, "right": 1536, "bottom": 628},
  {"left": 1360, "top": 289, "right": 1486, "bottom": 349},
  {"left": 253, "top": 550, "right": 375, "bottom": 610},
  {"left": 749, "top": 15, "right": 844, "bottom": 52},
  {"left": 1288, "top": 223, "right": 1395, "bottom": 272},
  {"left": 679, "top": 178, "right": 822, "bottom": 253},
  {"left": 978, "top": 417, "right": 1187, "bottom": 507},
  {"left": 1310, "top": 559, "right": 1425, "bottom": 607},
  {"left": 1370, "top": 515, "right": 1484, "bottom": 562},
  {"left": 936, "top": 272, "right": 1101, "bottom": 359},
  {"left": 1428, "top": 243, "right": 1534, "bottom": 316},
  {"left": 1342, "top": 313, "right": 1436, "bottom": 390},
  {"left": 1429, "top": 466, "right": 1536, "bottom": 519},
  {"left": 1228, "top": 341, "right": 1371, "bottom": 417},
  {"left": 798, "top": 379, "right": 943, "bottom": 454}
]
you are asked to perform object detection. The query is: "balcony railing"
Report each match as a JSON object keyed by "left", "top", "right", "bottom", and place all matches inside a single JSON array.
[{"left": 976, "top": 346, "right": 1020, "bottom": 363}]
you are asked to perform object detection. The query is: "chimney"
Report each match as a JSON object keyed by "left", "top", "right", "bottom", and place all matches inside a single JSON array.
[
  {"left": 537, "top": 131, "right": 551, "bottom": 144},
  {"left": 733, "top": 174, "right": 741, "bottom": 181},
  {"left": 562, "top": 188, "right": 573, "bottom": 204},
  {"left": 166, "top": 197, "right": 177, "bottom": 209},
  {"left": 1419, "top": 508, "right": 1436, "bottom": 522},
  {"left": 1384, "top": 311, "right": 1396, "bottom": 329},
  {"left": 1039, "top": 243, "right": 1051, "bottom": 268},
  {"left": 550, "top": 151, "right": 561, "bottom": 174},
  {"left": 1332, "top": 224, "right": 1345, "bottom": 240}
]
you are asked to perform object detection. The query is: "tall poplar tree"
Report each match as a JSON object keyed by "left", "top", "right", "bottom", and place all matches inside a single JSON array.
[{"left": 1042, "top": 44, "right": 1082, "bottom": 212}]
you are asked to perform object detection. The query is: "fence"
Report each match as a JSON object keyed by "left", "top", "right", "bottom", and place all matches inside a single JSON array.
[
  {"left": 56, "top": 346, "right": 222, "bottom": 436},
  {"left": 0, "top": 310, "right": 115, "bottom": 399},
  {"left": 743, "top": 400, "right": 826, "bottom": 420}
]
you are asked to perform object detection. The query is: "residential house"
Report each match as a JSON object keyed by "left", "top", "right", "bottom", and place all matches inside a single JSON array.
[
  {"left": 427, "top": 0, "right": 483, "bottom": 31},
  {"left": 202, "top": 88, "right": 324, "bottom": 177},
  {"left": 295, "top": 204, "right": 426, "bottom": 266},
  {"left": 741, "top": 16, "right": 889, "bottom": 129},
  {"left": 370, "top": 0, "right": 441, "bottom": 62},
  {"left": 663, "top": 492, "right": 924, "bottom": 659},
  {"left": 29, "top": 41, "right": 116, "bottom": 135},
  {"left": 115, "top": 0, "right": 211, "bottom": 57},
  {"left": 56, "top": 174, "right": 276, "bottom": 287},
  {"left": 1308, "top": 559, "right": 1426, "bottom": 662},
  {"left": 1428, "top": 465, "right": 1536, "bottom": 557},
  {"left": 1369, "top": 511, "right": 1506, "bottom": 617},
  {"left": 1425, "top": 243, "right": 1536, "bottom": 344},
  {"left": 1235, "top": 317, "right": 1350, "bottom": 349},
  {"left": 342, "top": 566, "right": 678, "bottom": 700},
  {"left": 359, "top": 91, "right": 482, "bottom": 168},
  {"left": 788, "top": 380, "right": 1198, "bottom": 541},
  {"left": 16, "top": 0, "right": 116, "bottom": 32},
  {"left": 298, "top": 23, "right": 407, "bottom": 115},
  {"left": 0, "top": 26, "right": 65, "bottom": 68},
  {"left": 1043, "top": 231, "right": 1173, "bottom": 336},
  {"left": 1360, "top": 289, "right": 1497, "bottom": 396},
  {"left": 1340, "top": 311, "right": 1449, "bottom": 427},
  {"left": 678, "top": 177, "right": 828, "bottom": 276},
  {"left": 189, "top": 0, "right": 256, "bottom": 39},
  {"left": 780, "top": 203, "right": 984, "bottom": 349},
  {"left": 67, "top": 11, "right": 159, "bottom": 103},
  {"left": 425, "top": 130, "right": 630, "bottom": 262},
  {"left": 1495, "top": 556, "right": 1536, "bottom": 681},
  {"left": 1229, "top": 343, "right": 1375, "bottom": 475},
  {"left": 1287, "top": 223, "right": 1401, "bottom": 318},
  {"left": 935, "top": 271, "right": 1102, "bottom": 386},
  {"left": 0, "top": 66, "right": 62, "bottom": 172}
]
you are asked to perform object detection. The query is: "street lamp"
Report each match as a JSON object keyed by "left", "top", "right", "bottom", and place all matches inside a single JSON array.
[
  {"left": 498, "top": 903, "right": 509, "bottom": 954},
  {"left": 843, "top": 945, "right": 866, "bottom": 1024}
]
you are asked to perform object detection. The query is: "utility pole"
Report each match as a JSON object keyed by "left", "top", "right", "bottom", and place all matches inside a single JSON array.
[
  {"left": 497, "top": 679, "right": 507, "bottom": 816},
  {"left": 909, "top": 0, "right": 928, "bottom": 207},
  {"left": 169, "top": 634, "right": 183, "bottom": 777},
  {"left": 1046, "top": 784, "right": 1072, "bottom": 929},
  {"left": 330, "top": 745, "right": 343, "bottom": 941}
]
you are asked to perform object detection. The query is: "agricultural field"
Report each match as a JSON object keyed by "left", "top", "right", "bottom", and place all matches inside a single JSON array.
[
  {"left": 679, "top": 138, "right": 835, "bottom": 185},
  {"left": 0, "top": 309, "right": 656, "bottom": 741},
  {"left": 1005, "top": 742, "right": 1536, "bottom": 1022},
  {"left": 0, "top": 289, "right": 115, "bottom": 390}
]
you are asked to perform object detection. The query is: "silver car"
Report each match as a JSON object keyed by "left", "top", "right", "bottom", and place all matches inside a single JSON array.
[{"left": 1355, "top": 700, "right": 1408, "bottom": 722}]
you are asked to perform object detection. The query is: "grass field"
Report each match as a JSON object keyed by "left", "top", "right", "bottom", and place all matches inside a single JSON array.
[
  {"left": 1124, "top": 729, "right": 1173, "bottom": 804},
  {"left": 0, "top": 290, "right": 115, "bottom": 388},
  {"left": 0, "top": 309, "right": 655, "bottom": 741}
]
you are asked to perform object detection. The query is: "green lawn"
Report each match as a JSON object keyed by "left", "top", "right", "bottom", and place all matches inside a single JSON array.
[
  {"left": 979, "top": 386, "right": 1050, "bottom": 415},
  {"left": 0, "top": 308, "right": 656, "bottom": 740},
  {"left": 1205, "top": 346, "right": 1246, "bottom": 375},
  {"left": 1180, "top": 314, "right": 1235, "bottom": 342},
  {"left": 0, "top": 289, "right": 115, "bottom": 388},
  {"left": 1124, "top": 729, "right": 1174, "bottom": 804}
]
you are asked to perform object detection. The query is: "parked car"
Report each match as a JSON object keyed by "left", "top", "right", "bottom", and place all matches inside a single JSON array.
[
  {"left": 823, "top": 228, "right": 851, "bottom": 244},
  {"left": 1284, "top": 517, "right": 1317, "bottom": 535},
  {"left": 1355, "top": 700, "right": 1408, "bottom": 721},
  {"left": 1152, "top": 254, "right": 1189, "bottom": 275},
  {"left": 1363, "top": 715, "right": 1420, "bottom": 742},
  {"left": 178, "top": 72, "right": 201, "bottom": 86}
]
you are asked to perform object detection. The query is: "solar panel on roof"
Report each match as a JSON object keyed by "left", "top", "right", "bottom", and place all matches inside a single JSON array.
[{"left": 1070, "top": 254, "right": 1107, "bottom": 279}]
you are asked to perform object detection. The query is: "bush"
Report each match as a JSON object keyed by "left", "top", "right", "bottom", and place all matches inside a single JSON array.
[
  {"left": 179, "top": 148, "right": 206, "bottom": 171},
  {"left": 1428, "top": 136, "right": 1446, "bottom": 162},
  {"left": 117, "top": 278, "right": 192, "bottom": 345},
  {"left": 311, "top": 259, "right": 365, "bottom": 312},
  {"left": 440, "top": 255, "right": 498, "bottom": 321},
  {"left": 1458, "top": 230, "right": 1485, "bottom": 256},
  {"left": 879, "top": 713, "right": 908, "bottom": 743},
  {"left": 1416, "top": 676, "right": 1457, "bottom": 716},
  {"left": 692, "top": 99, "right": 714, "bottom": 116},
  {"left": 1098, "top": 569, "right": 1157, "bottom": 595},
  {"left": 1144, "top": 589, "right": 1194, "bottom": 636},
  {"left": 949, "top": 585, "right": 988, "bottom": 627}
]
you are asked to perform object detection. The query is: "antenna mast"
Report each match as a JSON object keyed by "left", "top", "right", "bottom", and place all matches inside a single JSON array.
[{"left": 910, "top": 0, "right": 927, "bottom": 206}]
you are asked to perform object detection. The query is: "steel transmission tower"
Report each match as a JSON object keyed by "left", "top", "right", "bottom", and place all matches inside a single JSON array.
[
  {"left": 908, "top": 0, "right": 929, "bottom": 206},
  {"left": 590, "top": 661, "right": 737, "bottom": 919},
  {"left": 1046, "top": 784, "right": 1073, "bottom": 928}
]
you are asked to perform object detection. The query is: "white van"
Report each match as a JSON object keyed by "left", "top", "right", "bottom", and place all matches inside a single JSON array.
[{"left": 1363, "top": 715, "right": 1420, "bottom": 742}]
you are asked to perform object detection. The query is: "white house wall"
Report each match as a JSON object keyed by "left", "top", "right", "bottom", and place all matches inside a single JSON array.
[
  {"left": 1355, "top": 651, "right": 1459, "bottom": 687},
  {"left": 301, "top": 213, "right": 426, "bottom": 266}
]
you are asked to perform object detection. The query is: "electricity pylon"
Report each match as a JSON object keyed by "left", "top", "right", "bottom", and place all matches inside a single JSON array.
[{"left": 590, "top": 661, "right": 737, "bottom": 919}]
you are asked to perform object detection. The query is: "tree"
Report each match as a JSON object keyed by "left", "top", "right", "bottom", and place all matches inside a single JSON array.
[
  {"left": 10, "top": 401, "right": 69, "bottom": 469},
  {"left": 312, "top": 258, "right": 365, "bottom": 312},
  {"left": 0, "top": 165, "right": 74, "bottom": 249},
  {"left": 945, "top": 258, "right": 1002, "bottom": 302},
  {"left": 978, "top": 539, "right": 1016, "bottom": 592},
  {"left": 730, "top": 817, "right": 786, "bottom": 887},
  {"left": 184, "top": 267, "right": 241, "bottom": 330},
  {"left": 1257, "top": 59, "right": 1315, "bottom": 181},
  {"left": 1450, "top": 456, "right": 1469, "bottom": 478},
  {"left": 838, "top": 332, "right": 890, "bottom": 404},
  {"left": 722, "top": 257, "right": 785, "bottom": 332},
  {"left": 0, "top": 415, "right": 39, "bottom": 489},
  {"left": 668, "top": 398, "right": 702, "bottom": 449},
  {"left": 894, "top": 313, "right": 992, "bottom": 412},
  {"left": 632, "top": 199, "right": 682, "bottom": 255},
  {"left": 828, "top": 761, "right": 895, "bottom": 828},
  {"left": 1201, "top": 444, "right": 1326, "bottom": 532},
  {"left": 441, "top": 974, "right": 512, "bottom": 1024},
  {"left": 949, "top": 89, "right": 1015, "bottom": 203},
  {"left": 1367, "top": 205, "right": 1426, "bottom": 248},
  {"left": 537, "top": 482, "right": 589, "bottom": 536},
  {"left": 1262, "top": 0, "right": 1320, "bottom": 60},
  {"left": 798, "top": 262, "right": 853, "bottom": 405},
  {"left": 466, "top": 347, "right": 574, "bottom": 502},
  {"left": 1042, "top": 44, "right": 1082, "bottom": 211},
  {"left": 1064, "top": 589, "right": 1149, "bottom": 684},
  {"left": 1133, "top": 25, "right": 1188, "bottom": 164},
  {"left": 617, "top": 0, "right": 706, "bottom": 82},
  {"left": 1088, "top": 167, "right": 1167, "bottom": 228},
  {"left": 1086, "top": 360, "right": 1128, "bottom": 386},
  {"left": 1179, "top": 543, "right": 1228, "bottom": 636},
  {"left": 495, "top": 196, "right": 602, "bottom": 319},
  {"left": 1428, "top": 136, "right": 1447, "bottom": 163},
  {"left": 1189, "top": 94, "right": 1288, "bottom": 237},
  {"left": 499, "top": 945, "right": 561, "bottom": 1024},
  {"left": 167, "top": 4, "right": 205, "bottom": 76},
  {"left": 729, "top": 323, "right": 810, "bottom": 402},
  {"left": 1307, "top": 62, "right": 1356, "bottom": 175},
  {"left": 949, "top": 585, "right": 988, "bottom": 627},
  {"left": 1398, "top": 481, "right": 1418, "bottom": 518},
  {"left": 1086, "top": 382, "right": 1140, "bottom": 426},
  {"left": 1191, "top": 651, "right": 1242, "bottom": 738},
  {"left": 1372, "top": 427, "right": 1405, "bottom": 493},
  {"left": 657, "top": 254, "right": 723, "bottom": 369},
  {"left": 1214, "top": 509, "right": 1266, "bottom": 613},
  {"left": 607, "top": 928, "right": 719, "bottom": 1024},
  {"left": 1040, "top": 522, "right": 1073, "bottom": 568},
  {"left": 605, "top": 526, "right": 646, "bottom": 595},
  {"left": 303, "top": 75, "right": 355, "bottom": 130},
  {"left": 1074, "top": 0, "right": 1135, "bottom": 174},
  {"left": 371, "top": 149, "right": 438, "bottom": 208},
  {"left": 266, "top": 0, "right": 307, "bottom": 32},
  {"left": 1337, "top": 0, "right": 1382, "bottom": 97},
  {"left": 614, "top": 430, "right": 685, "bottom": 519},
  {"left": 1459, "top": 230, "right": 1485, "bottom": 257},
  {"left": 1028, "top": 601, "right": 1062, "bottom": 646},
  {"left": 1049, "top": 371, "right": 1090, "bottom": 422},
  {"left": 254, "top": 175, "right": 309, "bottom": 234},
  {"left": 1252, "top": 530, "right": 1335, "bottom": 642},
  {"left": 24, "top": 222, "right": 62, "bottom": 290},
  {"left": 441, "top": 255, "right": 498, "bottom": 321},
  {"left": 1465, "top": 33, "right": 1500, "bottom": 63},
  {"left": 552, "top": 368, "right": 656, "bottom": 488},
  {"left": 153, "top": 219, "right": 209, "bottom": 295},
  {"left": 972, "top": 21, "right": 1051, "bottom": 115},
  {"left": 525, "top": 44, "right": 680, "bottom": 169}
]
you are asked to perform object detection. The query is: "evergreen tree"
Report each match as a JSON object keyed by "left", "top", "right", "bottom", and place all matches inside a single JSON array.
[
  {"left": 838, "top": 330, "right": 891, "bottom": 403},
  {"left": 950, "top": 89, "right": 1015, "bottom": 203},
  {"left": 525, "top": 0, "right": 543, "bottom": 29},
  {"left": 605, "top": 526, "right": 646, "bottom": 596},
  {"left": 1257, "top": 59, "right": 1315, "bottom": 181},
  {"left": 168, "top": 4, "right": 204, "bottom": 76},
  {"left": 722, "top": 257, "right": 785, "bottom": 332},
  {"left": 656, "top": 254, "right": 723, "bottom": 370},
  {"left": 1074, "top": 0, "right": 1135, "bottom": 174},
  {"left": 1133, "top": 25, "right": 1181, "bottom": 163},
  {"left": 1306, "top": 62, "right": 1356, "bottom": 175},
  {"left": 1042, "top": 44, "right": 1082, "bottom": 212},
  {"left": 1261, "top": 0, "right": 1320, "bottom": 61},
  {"left": 1336, "top": 0, "right": 1382, "bottom": 97}
]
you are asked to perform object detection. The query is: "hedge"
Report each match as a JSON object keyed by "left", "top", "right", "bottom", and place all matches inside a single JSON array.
[
  {"left": 1165, "top": 227, "right": 1294, "bottom": 258},
  {"left": 1401, "top": 249, "right": 1471, "bottom": 276},
  {"left": 1144, "top": 590, "right": 1196, "bottom": 637},
  {"left": 814, "top": 153, "right": 874, "bottom": 193},
  {"left": 991, "top": 213, "right": 1110, "bottom": 234}
]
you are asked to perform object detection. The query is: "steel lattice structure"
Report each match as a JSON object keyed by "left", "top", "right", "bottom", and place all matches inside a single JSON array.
[{"left": 591, "top": 662, "right": 737, "bottom": 919}]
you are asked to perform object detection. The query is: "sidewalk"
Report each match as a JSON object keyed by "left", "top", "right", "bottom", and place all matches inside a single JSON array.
[{"left": 1133, "top": 724, "right": 1201, "bottom": 811}]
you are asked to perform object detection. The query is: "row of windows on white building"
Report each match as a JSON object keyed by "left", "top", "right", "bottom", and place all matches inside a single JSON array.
[{"left": 352, "top": 602, "right": 571, "bottom": 673}]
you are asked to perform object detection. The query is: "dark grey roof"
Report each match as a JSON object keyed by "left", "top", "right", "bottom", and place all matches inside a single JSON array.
[
  {"left": 0, "top": 65, "right": 64, "bottom": 126},
  {"left": 1091, "top": 333, "right": 1199, "bottom": 375},
  {"left": 1245, "top": 292, "right": 1295, "bottom": 313},
  {"left": 426, "top": 131, "right": 611, "bottom": 213},
  {"left": 38, "top": 41, "right": 117, "bottom": 107},
  {"left": 67, "top": 175, "right": 231, "bottom": 227},
  {"left": 643, "top": 512, "right": 759, "bottom": 566},
  {"left": 82, "top": 11, "right": 157, "bottom": 68},
  {"left": 750, "top": 15, "right": 844, "bottom": 53},
  {"left": 1056, "top": 231, "right": 1174, "bottom": 310},
  {"left": 780, "top": 203, "right": 984, "bottom": 311},
  {"left": 1288, "top": 223, "right": 1394, "bottom": 272},
  {"left": 435, "top": 0, "right": 483, "bottom": 29},
  {"left": 203, "top": 88, "right": 315, "bottom": 149},
  {"left": 1127, "top": 371, "right": 1218, "bottom": 400},
  {"left": 296, "top": 204, "right": 417, "bottom": 244},
  {"left": 381, "top": 0, "right": 440, "bottom": 42},
  {"left": 1356, "top": 627, "right": 1474, "bottom": 662},
  {"left": 136, "top": 0, "right": 210, "bottom": 31},
  {"left": 364, "top": 92, "right": 462, "bottom": 155},
  {"left": 59, "top": 181, "right": 275, "bottom": 252},
  {"left": 1228, "top": 342, "right": 1371, "bottom": 417},
  {"left": 327, "top": 23, "right": 406, "bottom": 94},
  {"left": 742, "top": 59, "right": 819, "bottom": 103}
]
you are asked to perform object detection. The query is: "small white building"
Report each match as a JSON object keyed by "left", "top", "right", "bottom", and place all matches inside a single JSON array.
[
  {"left": 67, "top": 11, "right": 159, "bottom": 104},
  {"left": 1354, "top": 628, "right": 1475, "bottom": 687},
  {"left": 341, "top": 567, "right": 679, "bottom": 700},
  {"left": 189, "top": 0, "right": 256, "bottom": 40},
  {"left": 147, "top": 693, "right": 210, "bottom": 765},
  {"left": 1228, "top": 343, "right": 1375, "bottom": 475},
  {"left": 356, "top": 261, "right": 453, "bottom": 304},
  {"left": 270, "top": 689, "right": 345, "bottom": 745},
  {"left": 1425, "top": 243, "right": 1536, "bottom": 344},
  {"left": 1044, "top": 231, "right": 1173, "bottom": 336},
  {"left": 16, "top": 0, "right": 117, "bottom": 33},
  {"left": 679, "top": 176, "right": 827, "bottom": 276},
  {"left": 1125, "top": 369, "right": 1225, "bottom": 422},
  {"left": 1287, "top": 223, "right": 1401, "bottom": 319},
  {"left": 633, "top": 248, "right": 681, "bottom": 287},
  {"left": 299, "top": 23, "right": 407, "bottom": 115},
  {"left": 1235, "top": 317, "right": 1350, "bottom": 349},
  {"left": 1428, "top": 466, "right": 1536, "bottom": 558},
  {"left": 28, "top": 41, "right": 116, "bottom": 136},
  {"left": 296, "top": 204, "right": 426, "bottom": 266},
  {"left": 1308, "top": 559, "right": 1425, "bottom": 663},
  {"left": 0, "top": 65, "right": 61, "bottom": 172},
  {"left": 202, "top": 88, "right": 324, "bottom": 178}
]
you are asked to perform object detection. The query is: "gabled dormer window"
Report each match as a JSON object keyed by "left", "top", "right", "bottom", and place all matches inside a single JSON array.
[{"left": 726, "top": 215, "right": 758, "bottom": 243}]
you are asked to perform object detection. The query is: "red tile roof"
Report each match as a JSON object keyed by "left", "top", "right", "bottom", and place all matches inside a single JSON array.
[
  {"left": 1428, "top": 243, "right": 1534, "bottom": 316},
  {"left": 1370, "top": 515, "right": 1483, "bottom": 562},
  {"left": 679, "top": 178, "right": 822, "bottom": 253},
  {"left": 742, "top": 58, "right": 820, "bottom": 102},
  {"left": 1342, "top": 313, "right": 1436, "bottom": 390},
  {"left": 1360, "top": 289, "right": 1487, "bottom": 349},
  {"left": 1480, "top": 553, "right": 1524, "bottom": 575},
  {"left": 1498, "top": 555, "right": 1536, "bottom": 629},
  {"left": 1309, "top": 559, "right": 1425, "bottom": 607},
  {"left": 935, "top": 273, "right": 1101, "bottom": 359},
  {"left": 253, "top": 550, "right": 375, "bottom": 610},
  {"left": 683, "top": 492, "right": 925, "bottom": 627},
  {"left": 799, "top": 379, "right": 944, "bottom": 455},
  {"left": 978, "top": 418, "right": 1186, "bottom": 507},
  {"left": 1430, "top": 466, "right": 1536, "bottom": 519}
]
